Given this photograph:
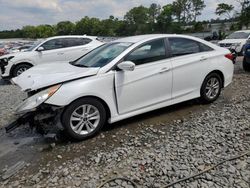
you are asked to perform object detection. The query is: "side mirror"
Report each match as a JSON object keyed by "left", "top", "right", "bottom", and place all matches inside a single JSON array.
[
  {"left": 37, "top": 46, "right": 44, "bottom": 52},
  {"left": 117, "top": 61, "right": 135, "bottom": 71}
]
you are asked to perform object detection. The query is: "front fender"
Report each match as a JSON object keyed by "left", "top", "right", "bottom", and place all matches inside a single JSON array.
[{"left": 44, "top": 72, "right": 118, "bottom": 119}]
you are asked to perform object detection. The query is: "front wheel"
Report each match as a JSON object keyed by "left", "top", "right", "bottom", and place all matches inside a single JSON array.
[
  {"left": 200, "top": 73, "right": 222, "bottom": 103},
  {"left": 243, "top": 58, "right": 250, "bottom": 72},
  {"left": 61, "top": 98, "right": 106, "bottom": 140},
  {"left": 13, "top": 64, "right": 32, "bottom": 77}
]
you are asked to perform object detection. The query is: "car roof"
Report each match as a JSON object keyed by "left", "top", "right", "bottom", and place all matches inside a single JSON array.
[
  {"left": 235, "top": 30, "right": 250, "bottom": 33},
  {"left": 46, "top": 35, "right": 97, "bottom": 40},
  {"left": 114, "top": 34, "right": 203, "bottom": 43}
]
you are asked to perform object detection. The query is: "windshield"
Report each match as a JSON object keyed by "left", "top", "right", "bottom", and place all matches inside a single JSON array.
[
  {"left": 227, "top": 32, "right": 250, "bottom": 39},
  {"left": 72, "top": 42, "right": 132, "bottom": 68},
  {"left": 27, "top": 40, "right": 44, "bottom": 51}
]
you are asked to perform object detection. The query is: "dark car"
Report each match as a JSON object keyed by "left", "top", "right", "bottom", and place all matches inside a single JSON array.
[{"left": 243, "top": 40, "right": 250, "bottom": 71}]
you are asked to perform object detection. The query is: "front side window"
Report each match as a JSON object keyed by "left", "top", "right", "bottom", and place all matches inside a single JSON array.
[
  {"left": 169, "top": 38, "right": 200, "bottom": 57},
  {"left": 71, "top": 42, "right": 132, "bottom": 68},
  {"left": 125, "top": 39, "right": 166, "bottom": 65},
  {"left": 41, "top": 39, "right": 64, "bottom": 50}
]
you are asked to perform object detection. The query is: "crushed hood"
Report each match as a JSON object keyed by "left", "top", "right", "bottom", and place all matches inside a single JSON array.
[{"left": 12, "top": 62, "right": 100, "bottom": 91}]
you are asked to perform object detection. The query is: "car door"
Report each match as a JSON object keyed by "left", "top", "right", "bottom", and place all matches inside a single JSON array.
[
  {"left": 168, "top": 37, "right": 214, "bottom": 103},
  {"left": 34, "top": 38, "right": 67, "bottom": 64},
  {"left": 62, "top": 38, "right": 93, "bottom": 61},
  {"left": 115, "top": 38, "right": 173, "bottom": 114}
]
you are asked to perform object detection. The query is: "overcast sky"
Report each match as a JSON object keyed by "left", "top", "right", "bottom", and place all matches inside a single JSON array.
[{"left": 0, "top": 0, "right": 239, "bottom": 30}]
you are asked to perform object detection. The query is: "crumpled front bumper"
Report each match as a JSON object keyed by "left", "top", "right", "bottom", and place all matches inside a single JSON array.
[{"left": 5, "top": 104, "right": 63, "bottom": 133}]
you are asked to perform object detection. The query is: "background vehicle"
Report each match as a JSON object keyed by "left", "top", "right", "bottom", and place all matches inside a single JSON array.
[
  {"left": 0, "top": 44, "right": 6, "bottom": 56},
  {"left": 243, "top": 39, "right": 250, "bottom": 71},
  {"left": 10, "top": 34, "right": 234, "bottom": 141},
  {"left": 0, "top": 35, "right": 103, "bottom": 78},
  {"left": 218, "top": 30, "right": 250, "bottom": 55}
]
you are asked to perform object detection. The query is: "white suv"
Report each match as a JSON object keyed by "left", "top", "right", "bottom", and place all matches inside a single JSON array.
[
  {"left": 218, "top": 30, "right": 250, "bottom": 55},
  {"left": 0, "top": 35, "right": 103, "bottom": 79}
]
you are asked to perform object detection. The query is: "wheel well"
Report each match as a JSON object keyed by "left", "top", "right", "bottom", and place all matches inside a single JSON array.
[
  {"left": 10, "top": 62, "right": 33, "bottom": 77},
  {"left": 206, "top": 70, "right": 225, "bottom": 88},
  {"left": 66, "top": 96, "right": 111, "bottom": 121}
]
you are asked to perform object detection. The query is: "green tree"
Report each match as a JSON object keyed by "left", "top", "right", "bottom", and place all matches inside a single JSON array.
[
  {"left": 75, "top": 16, "right": 101, "bottom": 35},
  {"left": 56, "top": 21, "right": 75, "bottom": 35},
  {"left": 35, "top": 25, "right": 56, "bottom": 38},
  {"left": 156, "top": 4, "right": 173, "bottom": 33},
  {"left": 124, "top": 6, "right": 150, "bottom": 34},
  {"left": 239, "top": 3, "right": 250, "bottom": 27},
  {"left": 215, "top": 3, "right": 234, "bottom": 19},
  {"left": 172, "top": 0, "right": 192, "bottom": 23},
  {"left": 22, "top": 26, "right": 37, "bottom": 38},
  {"left": 148, "top": 3, "right": 161, "bottom": 32},
  {"left": 191, "top": 0, "right": 206, "bottom": 22}
]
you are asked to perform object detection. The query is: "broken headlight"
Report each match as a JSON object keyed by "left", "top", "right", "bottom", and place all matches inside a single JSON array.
[{"left": 16, "top": 84, "right": 61, "bottom": 114}]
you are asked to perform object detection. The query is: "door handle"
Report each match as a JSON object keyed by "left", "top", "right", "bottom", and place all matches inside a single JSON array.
[
  {"left": 200, "top": 56, "right": 207, "bottom": 61},
  {"left": 57, "top": 52, "right": 64, "bottom": 55},
  {"left": 159, "top": 67, "right": 170, "bottom": 73}
]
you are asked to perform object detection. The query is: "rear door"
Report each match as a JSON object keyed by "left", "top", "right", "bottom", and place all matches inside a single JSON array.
[
  {"left": 115, "top": 38, "right": 173, "bottom": 114},
  {"left": 168, "top": 37, "right": 214, "bottom": 102}
]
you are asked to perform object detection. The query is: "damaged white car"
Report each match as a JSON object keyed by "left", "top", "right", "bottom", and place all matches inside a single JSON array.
[{"left": 7, "top": 34, "right": 234, "bottom": 140}]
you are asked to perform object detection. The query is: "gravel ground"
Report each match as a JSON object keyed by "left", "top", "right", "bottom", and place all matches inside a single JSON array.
[
  {"left": 0, "top": 62, "right": 249, "bottom": 188},
  {"left": 0, "top": 79, "right": 26, "bottom": 127}
]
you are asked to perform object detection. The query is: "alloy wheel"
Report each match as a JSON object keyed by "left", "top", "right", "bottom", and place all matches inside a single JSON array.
[
  {"left": 70, "top": 104, "right": 100, "bottom": 135},
  {"left": 16, "top": 67, "right": 28, "bottom": 76},
  {"left": 205, "top": 77, "right": 220, "bottom": 100}
]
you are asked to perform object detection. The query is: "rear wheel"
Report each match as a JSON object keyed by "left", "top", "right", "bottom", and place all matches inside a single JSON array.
[
  {"left": 13, "top": 63, "right": 32, "bottom": 77},
  {"left": 243, "top": 57, "right": 250, "bottom": 72},
  {"left": 200, "top": 73, "right": 222, "bottom": 103},
  {"left": 61, "top": 98, "right": 106, "bottom": 140}
]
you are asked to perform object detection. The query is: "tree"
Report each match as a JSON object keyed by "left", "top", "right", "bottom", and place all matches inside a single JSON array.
[
  {"left": 156, "top": 4, "right": 173, "bottom": 33},
  {"left": 191, "top": 0, "right": 206, "bottom": 22},
  {"left": 56, "top": 21, "right": 75, "bottom": 35},
  {"left": 148, "top": 4, "right": 161, "bottom": 24},
  {"left": 215, "top": 3, "right": 234, "bottom": 19},
  {"left": 124, "top": 6, "right": 150, "bottom": 34},
  {"left": 22, "top": 26, "right": 38, "bottom": 38},
  {"left": 75, "top": 16, "right": 101, "bottom": 35},
  {"left": 172, "top": 0, "right": 192, "bottom": 23},
  {"left": 35, "top": 25, "right": 55, "bottom": 38},
  {"left": 239, "top": 3, "right": 250, "bottom": 27}
]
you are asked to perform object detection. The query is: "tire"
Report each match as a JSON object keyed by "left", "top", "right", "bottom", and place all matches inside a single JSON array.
[
  {"left": 200, "top": 73, "right": 222, "bottom": 103},
  {"left": 12, "top": 63, "right": 32, "bottom": 77},
  {"left": 243, "top": 58, "right": 250, "bottom": 72},
  {"left": 61, "top": 98, "right": 106, "bottom": 141}
]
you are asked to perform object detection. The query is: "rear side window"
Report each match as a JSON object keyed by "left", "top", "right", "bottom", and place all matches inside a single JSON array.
[
  {"left": 41, "top": 39, "right": 64, "bottom": 50},
  {"left": 125, "top": 39, "right": 166, "bottom": 65},
  {"left": 63, "top": 38, "right": 92, "bottom": 48},
  {"left": 169, "top": 38, "right": 200, "bottom": 56},
  {"left": 199, "top": 43, "right": 214, "bottom": 52}
]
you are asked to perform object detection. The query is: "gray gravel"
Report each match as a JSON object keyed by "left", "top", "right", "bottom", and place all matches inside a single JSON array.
[
  {"left": 0, "top": 64, "right": 249, "bottom": 188},
  {"left": 0, "top": 82, "right": 26, "bottom": 127}
]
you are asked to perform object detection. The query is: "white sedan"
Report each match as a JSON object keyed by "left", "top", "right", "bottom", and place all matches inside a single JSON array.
[{"left": 10, "top": 34, "right": 234, "bottom": 140}]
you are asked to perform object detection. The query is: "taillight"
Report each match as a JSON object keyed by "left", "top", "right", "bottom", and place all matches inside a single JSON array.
[{"left": 225, "top": 53, "right": 234, "bottom": 61}]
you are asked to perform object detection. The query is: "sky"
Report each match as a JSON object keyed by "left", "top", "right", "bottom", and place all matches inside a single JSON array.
[{"left": 0, "top": 0, "right": 239, "bottom": 31}]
